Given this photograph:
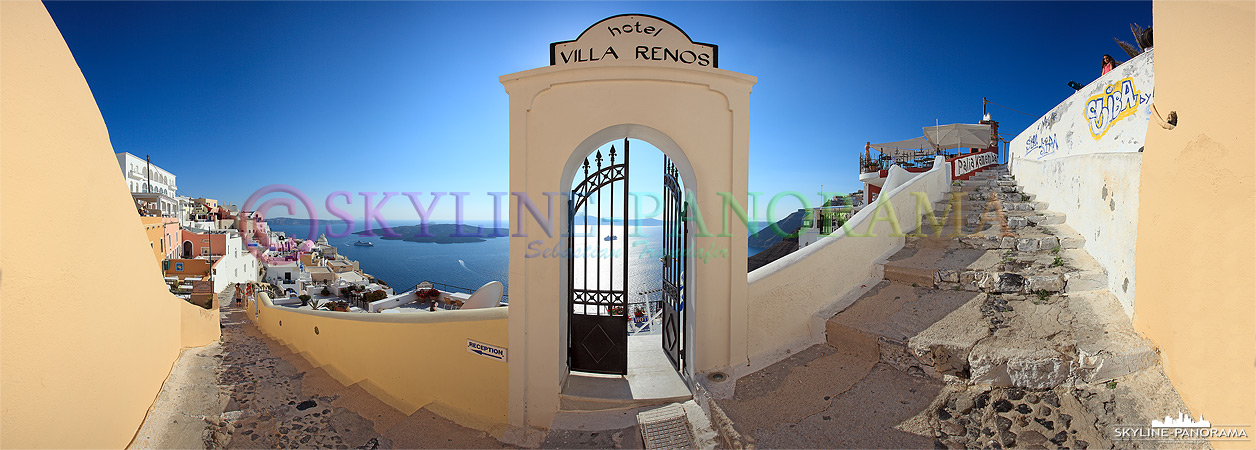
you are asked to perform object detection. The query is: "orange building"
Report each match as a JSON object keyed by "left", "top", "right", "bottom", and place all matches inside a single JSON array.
[
  {"left": 139, "top": 216, "right": 179, "bottom": 264},
  {"left": 179, "top": 228, "right": 227, "bottom": 258}
]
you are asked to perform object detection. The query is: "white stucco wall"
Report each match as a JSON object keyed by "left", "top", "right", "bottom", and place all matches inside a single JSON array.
[
  {"left": 745, "top": 157, "right": 950, "bottom": 371},
  {"left": 1010, "top": 155, "right": 1141, "bottom": 315},
  {"left": 1009, "top": 51, "right": 1153, "bottom": 316}
]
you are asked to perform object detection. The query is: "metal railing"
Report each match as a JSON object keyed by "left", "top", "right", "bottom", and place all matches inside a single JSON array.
[{"left": 860, "top": 151, "right": 950, "bottom": 175}]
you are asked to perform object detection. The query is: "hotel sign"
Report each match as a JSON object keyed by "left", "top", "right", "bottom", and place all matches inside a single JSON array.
[{"left": 551, "top": 14, "right": 718, "bottom": 68}]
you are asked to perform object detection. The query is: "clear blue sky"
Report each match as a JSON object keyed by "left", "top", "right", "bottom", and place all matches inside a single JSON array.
[{"left": 46, "top": 1, "right": 1150, "bottom": 223}]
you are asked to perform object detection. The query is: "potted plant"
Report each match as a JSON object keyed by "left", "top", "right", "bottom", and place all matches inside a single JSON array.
[
  {"left": 298, "top": 294, "right": 311, "bottom": 306},
  {"left": 320, "top": 286, "right": 330, "bottom": 296}
]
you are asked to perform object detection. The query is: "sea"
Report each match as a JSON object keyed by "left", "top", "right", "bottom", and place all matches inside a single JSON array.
[{"left": 267, "top": 219, "right": 772, "bottom": 303}]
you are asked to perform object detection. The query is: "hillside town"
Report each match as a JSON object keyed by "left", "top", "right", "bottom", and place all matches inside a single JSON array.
[{"left": 121, "top": 152, "right": 399, "bottom": 310}]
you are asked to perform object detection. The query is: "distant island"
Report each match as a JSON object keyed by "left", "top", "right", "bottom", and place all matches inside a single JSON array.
[{"left": 355, "top": 224, "right": 509, "bottom": 244}]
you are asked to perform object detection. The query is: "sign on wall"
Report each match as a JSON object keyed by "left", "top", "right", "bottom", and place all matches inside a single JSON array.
[
  {"left": 952, "top": 150, "right": 999, "bottom": 179},
  {"left": 1012, "top": 50, "right": 1154, "bottom": 162},
  {"left": 467, "top": 339, "right": 507, "bottom": 362},
  {"left": 551, "top": 14, "right": 718, "bottom": 68}
]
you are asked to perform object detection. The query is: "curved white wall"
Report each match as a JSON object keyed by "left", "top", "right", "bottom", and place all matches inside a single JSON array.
[{"left": 745, "top": 157, "right": 950, "bottom": 370}]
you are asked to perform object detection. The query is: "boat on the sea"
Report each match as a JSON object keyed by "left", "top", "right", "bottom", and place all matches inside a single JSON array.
[{"left": 353, "top": 240, "right": 374, "bottom": 247}]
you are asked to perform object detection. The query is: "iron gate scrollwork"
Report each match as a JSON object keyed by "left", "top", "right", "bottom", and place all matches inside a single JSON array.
[
  {"left": 568, "top": 139, "right": 630, "bottom": 374},
  {"left": 661, "top": 157, "right": 686, "bottom": 371}
]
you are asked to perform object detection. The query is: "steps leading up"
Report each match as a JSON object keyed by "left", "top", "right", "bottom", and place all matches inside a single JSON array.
[{"left": 825, "top": 164, "right": 1153, "bottom": 389}]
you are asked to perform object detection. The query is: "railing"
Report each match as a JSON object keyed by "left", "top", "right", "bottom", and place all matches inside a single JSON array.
[
  {"left": 817, "top": 209, "right": 854, "bottom": 235},
  {"left": 860, "top": 151, "right": 950, "bottom": 175}
]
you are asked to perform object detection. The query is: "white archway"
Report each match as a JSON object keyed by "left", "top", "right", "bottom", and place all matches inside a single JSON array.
[{"left": 502, "top": 14, "right": 756, "bottom": 432}]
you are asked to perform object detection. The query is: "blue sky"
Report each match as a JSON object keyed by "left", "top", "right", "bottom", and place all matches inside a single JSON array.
[{"left": 46, "top": 1, "right": 1150, "bottom": 223}]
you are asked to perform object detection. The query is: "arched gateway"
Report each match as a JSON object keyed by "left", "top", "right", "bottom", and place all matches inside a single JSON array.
[{"left": 502, "top": 14, "right": 755, "bottom": 431}]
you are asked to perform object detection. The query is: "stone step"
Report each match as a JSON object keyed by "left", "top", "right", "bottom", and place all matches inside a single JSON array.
[
  {"left": 932, "top": 199, "right": 1047, "bottom": 213},
  {"left": 825, "top": 280, "right": 986, "bottom": 378},
  {"left": 559, "top": 372, "right": 692, "bottom": 412},
  {"left": 883, "top": 245, "right": 1106, "bottom": 295},
  {"left": 829, "top": 284, "right": 1154, "bottom": 389},
  {"left": 965, "top": 191, "right": 1036, "bottom": 202},
  {"left": 965, "top": 290, "right": 1155, "bottom": 388},
  {"left": 933, "top": 223, "right": 1085, "bottom": 251},
  {"left": 921, "top": 208, "right": 1064, "bottom": 228}
]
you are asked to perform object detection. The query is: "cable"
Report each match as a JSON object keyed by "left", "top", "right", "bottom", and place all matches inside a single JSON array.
[{"left": 984, "top": 99, "right": 1041, "bottom": 119}]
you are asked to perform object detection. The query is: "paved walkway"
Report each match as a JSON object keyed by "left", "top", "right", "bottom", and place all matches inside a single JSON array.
[{"left": 205, "top": 305, "right": 504, "bottom": 449}]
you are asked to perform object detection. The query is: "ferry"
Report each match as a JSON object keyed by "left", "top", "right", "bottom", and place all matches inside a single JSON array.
[{"left": 353, "top": 240, "right": 374, "bottom": 247}]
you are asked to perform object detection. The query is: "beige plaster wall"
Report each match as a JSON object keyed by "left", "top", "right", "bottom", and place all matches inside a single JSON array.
[
  {"left": 248, "top": 294, "right": 510, "bottom": 433},
  {"left": 0, "top": 2, "right": 220, "bottom": 447},
  {"left": 501, "top": 63, "right": 755, "bottom": 430},
  {"left": 746, "top": 159, "right": 950, "bottom": 371},
  {"left": 1135, "top": 1, "right": 1256, "bottom": 447}
]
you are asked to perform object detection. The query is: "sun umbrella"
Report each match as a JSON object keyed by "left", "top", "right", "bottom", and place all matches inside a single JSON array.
[{"left": 923, "top": 123, "right": 993, "bottom": 150}]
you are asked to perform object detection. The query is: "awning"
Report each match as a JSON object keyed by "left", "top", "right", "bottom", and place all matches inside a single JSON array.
[
  {"left": 869, "top": 137, "right": 938, "bottom": 161},
  {"left": 923, "top": 123, "right": 993, "bottom": 150}
]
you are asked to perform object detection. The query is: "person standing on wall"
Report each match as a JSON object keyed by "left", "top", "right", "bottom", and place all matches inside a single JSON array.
[{"left": 1101, "top": 54, "right": 1120, "bottom": 75}]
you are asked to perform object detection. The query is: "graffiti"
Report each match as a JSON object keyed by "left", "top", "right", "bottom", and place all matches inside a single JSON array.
[
  {"left": 1085, "top": 77, "right": 1145, "bottom": 140},
  {"left": 1023, "top": 132, "right": 1059, "bottom": 158}
]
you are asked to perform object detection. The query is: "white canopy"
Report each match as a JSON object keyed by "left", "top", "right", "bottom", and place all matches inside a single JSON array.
[
  {"left": 923, "top": 123, "right": 993, "bottom": 150},
  {"left": 869, "top": 137, "right": 938, "bottom": 161}
]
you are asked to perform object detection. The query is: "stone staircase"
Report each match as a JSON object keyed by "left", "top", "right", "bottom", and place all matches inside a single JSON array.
[
  {"left": 826, "top": 165, "right": 1157, "bottom": 389},
  {"left": 713, "top": 165, "right": 1192, "bottom": 449}
]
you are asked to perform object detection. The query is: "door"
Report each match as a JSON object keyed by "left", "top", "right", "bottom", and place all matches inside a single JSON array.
[
  {"left": 568, "top": 139, "right": 630, "bottom": 375},
  {"left": 661, "top": 157, "right": 686, "bottom": 371}
]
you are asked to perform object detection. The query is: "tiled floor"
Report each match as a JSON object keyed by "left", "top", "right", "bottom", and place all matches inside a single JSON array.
[{"left": 563, "top": 334, "right": 691, "bottom": 402}]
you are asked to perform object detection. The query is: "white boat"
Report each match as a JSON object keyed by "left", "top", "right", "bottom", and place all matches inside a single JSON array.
[{"left": 353, "top": 240, "right": 374, "bottom": 247}]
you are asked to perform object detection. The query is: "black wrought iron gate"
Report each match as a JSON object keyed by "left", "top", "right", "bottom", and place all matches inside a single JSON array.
[
  {"left": 661, "top": 157, "right": 686, "bottom": 371},
  {"left": 568, "top": 139, "right": 630, "bottom": 374}
]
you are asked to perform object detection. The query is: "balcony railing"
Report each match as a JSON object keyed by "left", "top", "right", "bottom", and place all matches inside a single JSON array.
[{"left": 860, "top": 153, "right": 942, "bottom": 175}]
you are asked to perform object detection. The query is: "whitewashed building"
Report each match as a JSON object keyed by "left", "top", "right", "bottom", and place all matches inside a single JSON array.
[
  {"left": 116, "top": 152, "right": 179, "bottom": 217},
  {"left": 210, "top": 232, "right": 261, "bottom": 293}
]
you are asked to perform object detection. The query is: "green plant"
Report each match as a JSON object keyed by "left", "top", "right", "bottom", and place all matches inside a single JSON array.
[
  {"left": 361, "top": 290, "right": 388, "bottom": 302},
  {"left": 320, "top": 286, "right": 330, "bottom": 296},
  {"left": 1033, "top": 289, "right": 1051, "bottom": 304},
  {"left": 1106, "top": 381, "right": 1118, "bottom": 389},
  {"left": 1052, "top": 256, "right": 1065, "bottom": 267},
  {"left": 1021, "top": 194, "right": 1031, "bottom": 202},
  {"left": 952, "top": 180, "right": 962, "bottom": 186},
  {"left": 1051, "top": 246, "right": 1061, "bottom": 255},
  {"left": 298, "top": 294, "right": 311, "bottom": 306}
]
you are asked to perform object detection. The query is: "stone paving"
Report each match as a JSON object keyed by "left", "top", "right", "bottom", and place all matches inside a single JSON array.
[
  {"left": 714, "top": 166, "right": 1204, "bottom": 449},
  {"left": 204, "top": 305, "right": 505, "bottom": 449}
]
